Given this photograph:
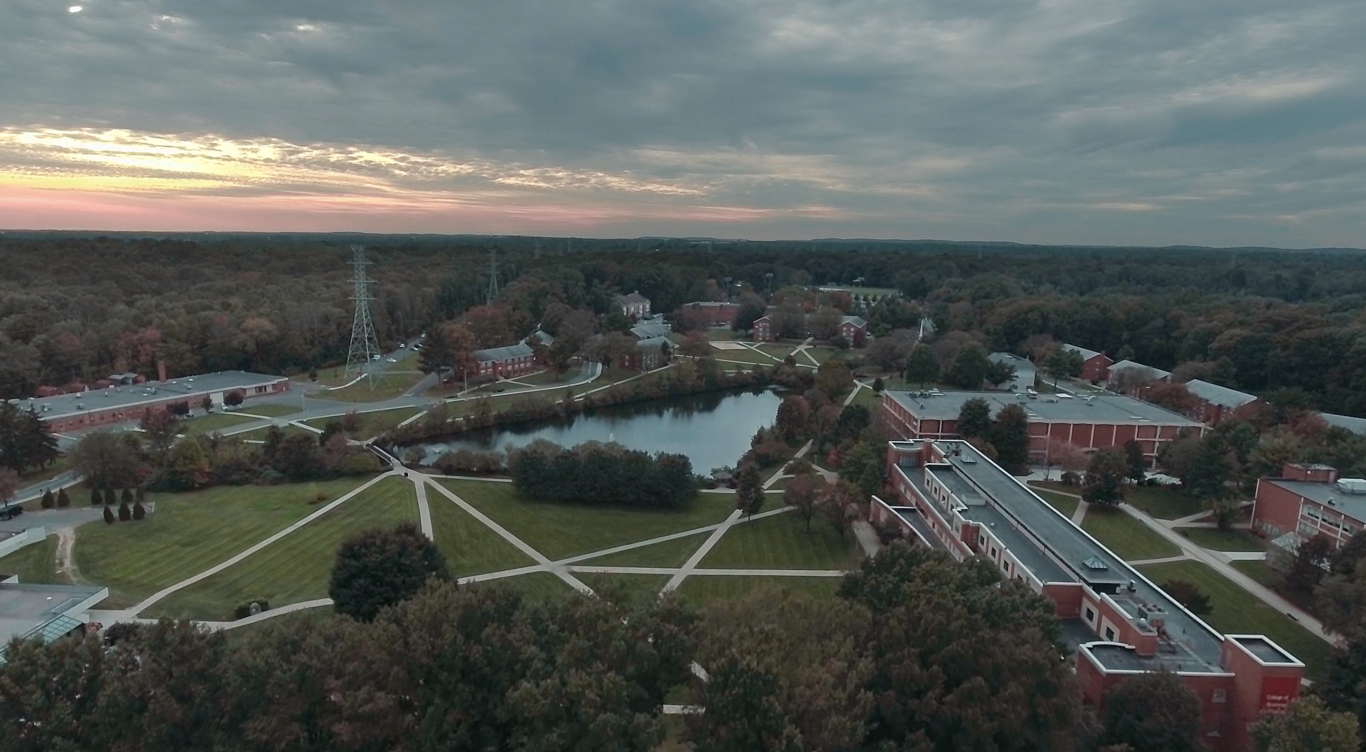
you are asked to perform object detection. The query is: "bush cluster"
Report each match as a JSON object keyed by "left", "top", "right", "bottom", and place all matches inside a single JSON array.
[{"left": 508, "top": 439, "right": 696, "bottom": 510}]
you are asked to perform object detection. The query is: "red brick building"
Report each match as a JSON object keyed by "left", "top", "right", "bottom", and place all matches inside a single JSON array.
[
  {"left": 880, "top": 390, "right": 1204, "bottom": 467},
  {"left": 751, "top": 314, "right": 773, "bottom": 342},
  {"left": 620, "top": 336, "right": 672, "bottom": 372},
  {"left": 680, "top": 301, "right": 742, "bottom": 327},
  {"left": 614, "top": 291, "right": 651, "bottom": 320},
  {"left": 837, "top": 315, "right": 867, "bottom": 347},
  {"left": 1251, "top": 464, "right": 1365, "bottom": 549},
  {"left": 873, "top": 439, "right": 1304, "bottom": 751},
  {"left": 1184, "top": 379, "right": 1259, "bottom": 426},
  {"left": 1064, "top": 344, "right": 1113, "bottom": 382},
  {"left": 26, "top": 371, "right": 290, "bottom": 433},
  {"left": 473, "top": 343, "right": 536, "bottom": 378}
]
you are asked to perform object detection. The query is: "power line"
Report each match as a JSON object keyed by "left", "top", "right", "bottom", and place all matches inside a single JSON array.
[{"left": 345, "top": 246, "right": 381, "bottom": 386}]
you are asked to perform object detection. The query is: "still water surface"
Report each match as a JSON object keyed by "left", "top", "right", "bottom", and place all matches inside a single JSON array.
[{"left": 416, "top": 387, "right": 782, "bottom": 473}]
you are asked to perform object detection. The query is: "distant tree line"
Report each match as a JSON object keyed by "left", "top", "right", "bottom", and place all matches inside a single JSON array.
[{"left": 507, "top": 439, "right": 696, "bottom": 510}]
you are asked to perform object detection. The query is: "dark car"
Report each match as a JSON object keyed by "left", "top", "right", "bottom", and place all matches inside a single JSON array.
[{"left": 0, "top": 505, "right": 23, "bottom": 521}]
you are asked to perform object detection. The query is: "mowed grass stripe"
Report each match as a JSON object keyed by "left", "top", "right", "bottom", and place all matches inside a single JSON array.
[
  {"left": 1080, "top": 508, "right": 1182, "bottom": 561},
  {"left": 144, "top": 477, "right": 418, "bottom": 620},
  {"left": 0, "top": 536, "right": 66, "bottom": 585},
  {"left": 701, "top": 511, "right": 862, "bottom": 570},
  {"left": 427, "top": 491, "right": 536, "bottom": 577},
  {"left": 439, "top": 480, "right": 737, "bottom": 560},
  {"left": 575, "top": 532, "right": 708, "bottom": 568},
  {"left": 75, "top": 478, "right": 372, "bottom": 608}
]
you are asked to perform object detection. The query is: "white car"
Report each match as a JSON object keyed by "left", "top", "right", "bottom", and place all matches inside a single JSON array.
[
  {"left": 372, "top": 354, "right": 381, "bottom": 360},
  {"left": 386, "top": 357, "right": 397, "bottom": 363},
  {"left": 399, "top": 343, "right": 406, "bottom": 349}
]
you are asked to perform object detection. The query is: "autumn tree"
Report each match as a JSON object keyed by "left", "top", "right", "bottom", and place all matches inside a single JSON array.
[
  {"left": 1044, "top": 438, "right": 1088, "bottom": 481},
  {"left": 70, "top": 431, "right": 144, "bottom": 490},
  {"left": 1099, "top": 672, "right": 1204, "bottom": 752},
  {"left": 815, "top": 359, "right": 853, "bottom": 400},
  {"left": 783, "top": 473, "right": 820, "bottom": 531},
  {"left": 1083, "top": 447, "right": 1128, "bottom": 506},
  {"left": 329, "top": 523, "right": 450, "bottom": 622},
  {"left": 819, "top": 480, "right": 857, "bottom": 539},
  {"left": 1285, "top": 534, "right": 1334, "bottom": 596},
  {"left": 774, "top": 396, "right": 810, "bottom": 444},
  {"left": 139, "top": 408, "right": 182, "bottom": 461}
]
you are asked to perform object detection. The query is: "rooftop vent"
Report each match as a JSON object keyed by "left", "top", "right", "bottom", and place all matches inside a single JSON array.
[
  {"left": 1083, "top": 557, "right": 1108, "bottom": 571},
  {"left": 1338, "top": 478, "right": 1366, "bottom": 495}
]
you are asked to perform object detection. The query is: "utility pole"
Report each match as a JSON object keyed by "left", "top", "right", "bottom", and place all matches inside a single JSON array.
[
  {"left": 344, "top": 246, "right": 381, "bottom": 387},
  {"left": 486, "top": 248, "right": 501, "bottom": 305}
]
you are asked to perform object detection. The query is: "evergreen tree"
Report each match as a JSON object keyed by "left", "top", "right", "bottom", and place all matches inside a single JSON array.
[
  {"left": 1123, "top": 439, "right": 1147, "bottom": 482},
  {"left": 118, "top": 502, "right": 131, "bottom": 521},
  {"left": 132, "top": 501, "right": 146, "bottom": 520},
  {"left": 40, "top": 489, "right": 55, "bottom": 509},
  {"left": 1161, "top": 579, "right": 1212, "bottom": 615},
  {"left": 1043, "top": 347, "right": 1084, "bottom": 386},
  {"left": 56, "top": 487, "right": 70, "bottom": 508},
  {"left": 121, "top": 487, "right": 133, "bottom": 505},
  {"left": 103, "top": 506, "right": 116, "bottom": 524},
  {"left": 989, "top": 403, "right": 1030, "bottom": 473},
  {"left": 329, "top": 523, "right": 450, "bottom": 621},
  {"left": 1083, "top": 448, "right": 1128, "bottom": 506},
  {"left": 103, "top": 487, "right": 116, "bottom": 506},
  {"left": 903, "top": 345, "right": 939, "bottom": 387},
  {"left": 737, "top": 464, "right": 765, "bottom": 518},
  {"left": 957, "top": 397, "right": 992, "bottom": 440},
  {"left": 90, "top": 487, "right": 102, "bottom": 506}
]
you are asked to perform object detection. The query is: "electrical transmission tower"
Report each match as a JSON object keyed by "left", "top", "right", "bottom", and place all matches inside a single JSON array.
[
  {"left": 486, "top": 248, "right": 501, "bottom": 305},
  {"left": 345, "top": 245, "right": 381, "bottom": 383}
]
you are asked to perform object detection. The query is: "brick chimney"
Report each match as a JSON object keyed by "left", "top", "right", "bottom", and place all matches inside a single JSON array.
[{"left": 157, "top": 360, "right": 168, "bottom": 383}]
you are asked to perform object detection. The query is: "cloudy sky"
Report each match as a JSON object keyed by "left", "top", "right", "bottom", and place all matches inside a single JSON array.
[{"left": 1, "top": 0, "right": 1363, "bottom": 245}]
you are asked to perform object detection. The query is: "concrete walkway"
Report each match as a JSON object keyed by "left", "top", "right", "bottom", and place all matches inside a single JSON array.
[
  {"left": 852, "top": 520, "right": 881, "bottom": 558},
  {"left": 413, "top": 475, "right": 434, "bottom": 538},
  {"left": 422, "top": 476, "right": 593, "bottom": 595},
  {"left": 1071, "top": 499, "right": 1090, "bottom": 526},
  {"left": 1118, "top": 503, "right": 1334, "bottom": 643},
  {"left": 662, "top": 509, "right": 742, "bottom": 593},
  {"left": 127, "top": 471, "right": 398, "bottom": 616}
]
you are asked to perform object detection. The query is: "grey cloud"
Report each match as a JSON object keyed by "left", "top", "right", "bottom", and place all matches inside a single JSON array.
[{"left": 0, "top": 0, "right": 1364, "bottom": 245}]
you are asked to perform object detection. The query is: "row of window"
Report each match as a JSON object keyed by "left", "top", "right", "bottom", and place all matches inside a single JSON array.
[{"left": 1302, "top": 506, "right": 1358, "bottom": 535}]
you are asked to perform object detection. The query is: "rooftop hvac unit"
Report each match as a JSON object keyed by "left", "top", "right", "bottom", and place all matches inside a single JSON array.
[{"left": 1338, "top": 478, "right": 1366, "bottom": 495}]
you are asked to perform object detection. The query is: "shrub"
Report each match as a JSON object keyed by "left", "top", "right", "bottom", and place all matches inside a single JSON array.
[
  {"left": 132, "top": 502, "right": 146, "bottom": 520},
  {"left": 1060, "top": 471, "right": 1081, "bottom": 487},
  {"left": 233, "top": 600, "right": 271, "bottom": 619},
  {"left": 90, "top": 487, "right": 102, "bottom": 506},
  {"left": 40, "top": 490, "right": 55, "bottom": 509},
  {"left": 102, "top": 622, "right": 142, "bottom": 646},
  {"left": 258, "top": 468, "right": 287, "bottom": 485},
  {"left": 56, "top": 488, "right": 70, "bottom": 508},
  {"left": 117, "top": 502, "right": 131, "bottom": 521},
  {"left": 103, "top": 506, "right": 115, "bottom": 524},
  {"left": 103, "top": 488, "right": 116, "bottom": 505},
  {"left": 121, "top": 488, "right": 133, "bottom": 505}
]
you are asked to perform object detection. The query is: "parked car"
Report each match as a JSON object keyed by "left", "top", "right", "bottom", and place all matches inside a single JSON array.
[
  {"left": 0, "top": 505, "right": 24, "bottom": 521},
  {"left": 386, "top": 357, "right": 398, "bottom": 363}
]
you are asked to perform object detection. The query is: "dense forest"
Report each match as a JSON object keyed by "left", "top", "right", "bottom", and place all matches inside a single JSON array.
[{"left": 3, "top": 233, "right": 1366, "bottom": 415}]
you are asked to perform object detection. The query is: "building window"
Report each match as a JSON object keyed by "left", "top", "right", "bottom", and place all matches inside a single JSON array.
[
  {"left": 1212, "top": 689, "right": 1226, "bottom": 704},
  {"left": 1085, "top": 606, "right": 1096, "bottom": 624},
  {"left": 1104, "top": 626, "right": 1116, "bottom": 641}
]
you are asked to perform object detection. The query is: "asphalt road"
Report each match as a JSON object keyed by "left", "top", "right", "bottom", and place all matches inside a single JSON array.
[{"left": 0, "top": 506, "right": 104, "bottom": 534}]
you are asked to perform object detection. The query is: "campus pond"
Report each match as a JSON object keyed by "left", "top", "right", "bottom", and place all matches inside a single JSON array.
[{"left": 415, "top": 387, "right": 784, "bottom": 474}]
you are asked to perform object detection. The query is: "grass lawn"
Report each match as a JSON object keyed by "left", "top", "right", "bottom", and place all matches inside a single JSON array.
[
  {"left": 428, "top": 492, "right": 536, "bottom": 577},
  {"left": 315, "top": 371, "right": 425, "bottom": 403},
  {"left": 701, "top": 512, "right": 863, "bottom": 570},
  {"left": 235, "top": 424, "right": 316, "bottom": 441},
  {"left": 802, "top": 347, "right": 838, "bottom": 365},
  {"left": 1080, "top": 507, "right": 1182, "bottom": 561},
  {"left": 181, "top": 412, "right": 263, "bottom": 436},
  {"left": 76, "top": 477, "right": 374, "bottom": 609},
  {"left": 851, "top": 387, "right": 883, "bottom": 410},
  {"left": 1233, "top": 560, "right": 1281, "bottom": 590},
  {"left": 576, "top": 533, "right": 709, "bottom": 568},
  {"left": 674, "top": 575, "right": 840, "bottom": 607},
  {"left": 233, "top": 404, "right": 302, "bottom": 419},
  {"left": 1175, "top": 527, "right": 1269, "bottom": 552},
  {"left": 511, "top": 370, "right": 574, "bottom": 387},
  {"left": 575, "top": 573, "right": 670, "bottom": 604},
  {"left": 710, "top": 348, "right": 778, "bottom": 366},
  {"left": 0, "top": 536, "right": 67, "bottom": 584},
  {"left": 1136, "top": 560, "right": 1332, "bottom": 679},
  {"left": 146, "top": 477, "right": 417, "bottom": 620},
  {"left": 471, "top": 572, "right": 578, "bottom": 603},
  {"left": 758, "top": 344, "right": 796, "bottom": 360},
  {"left": 303, "top": 406, "right": 423, "bottom": 439},
  {"left": 1032, "top": 488, "right": 1080, "bottom": 518},
  {"left": 1125, "top": 486, "right": 1205, "bottom": 520},
  {"left": 438, "top": 480, "right": 736, "bottom": 560}
]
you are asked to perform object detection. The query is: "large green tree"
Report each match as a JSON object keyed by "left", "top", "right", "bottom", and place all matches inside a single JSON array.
[
  {"left": 1083, "top": 447, "right": 1128, "bottom": 506},
  {"left": 957, "top": 397, "right": 992, "bottom": 440},
  {"left": 1252, "top": 695, "right": 1360, "bottom": 752},
  {"left": 990, "top": 403, "right": 1030, "bottom": 473},
  {"left": 1099, "top": 672, "right": 1204, "bottom": 752},
  {"left": 903, "top": 344, "right": 940, "bottom": 387},
  {"left": 329, "top": 523, "right": 451, "bottom": 621},
  {"left": 945, "top": 344, "right": 991, "bottom": 389},
  {"left": 736, "top": 463, "right": 765, "bottom": 517}
]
